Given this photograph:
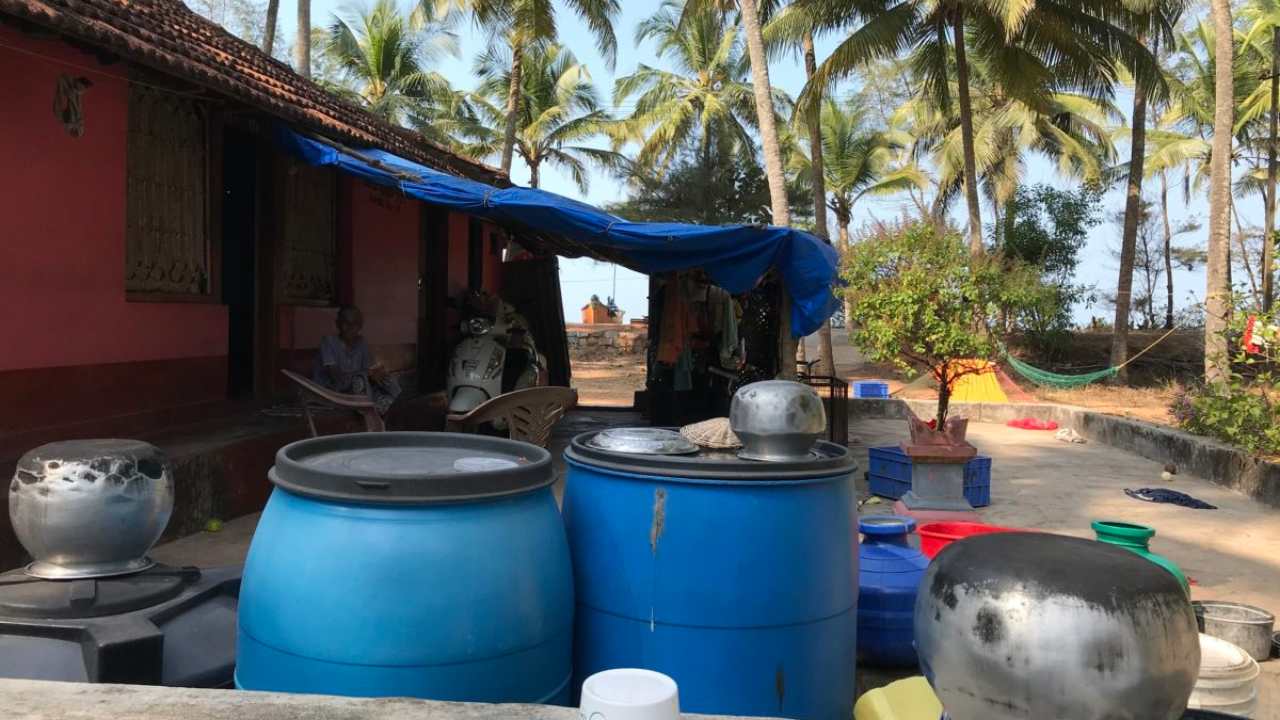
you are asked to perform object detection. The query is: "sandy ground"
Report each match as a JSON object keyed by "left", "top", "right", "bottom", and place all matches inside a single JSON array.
[
  {"left": 803, "top": 328, "right": 1186, "bottom": 425},
  {"left": 155, "top": 409, "right": 1280, "bottom": 716},
  {"left": 570, "top": 358, "right": 646, "bottom": 407},
  {"left": 573, "top": 331, "right": 1184, "bottom": 426}
]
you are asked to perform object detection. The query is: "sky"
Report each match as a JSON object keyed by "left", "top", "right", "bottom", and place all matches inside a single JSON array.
[{"left": 269, "top": 0, "right": 1256, "bottom": 329}]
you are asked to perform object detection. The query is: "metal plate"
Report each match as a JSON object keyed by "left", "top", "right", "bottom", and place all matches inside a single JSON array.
[{"left": 586, "top": 428, "right": 699, "bottom": 456}]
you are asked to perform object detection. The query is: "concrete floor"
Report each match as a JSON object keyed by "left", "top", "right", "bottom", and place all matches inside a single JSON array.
[{"left": 151, "top": 415, "right": 1280, "bottom": 717}]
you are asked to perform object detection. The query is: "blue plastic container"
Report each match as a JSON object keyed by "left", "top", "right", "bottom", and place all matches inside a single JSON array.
[
  {"left": 857, "top": 516, "right": 929, "bottom": 667},
  {"left": 853, "top": 381, "right": 890, "bottom": 399},
  {"left": 236, "top": 433, "right": 574, "bottom": 703},
  {"left": 563, "top": 432, "right": 858, "bottom": 720},
  {"left": 866, "top": 446, "right": 992, "bottom": 507}
]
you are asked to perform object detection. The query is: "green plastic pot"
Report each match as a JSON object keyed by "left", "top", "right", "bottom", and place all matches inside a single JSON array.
[{"left": 1092, "top": 520, "right": 1190, "bottom": 595}]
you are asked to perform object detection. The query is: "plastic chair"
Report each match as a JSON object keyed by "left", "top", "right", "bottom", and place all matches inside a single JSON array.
[
  {"left": 281, "top": 369, "right": 385, "bottom": 436},
  {"left": 446, "top": 386, "right": 578, "bottom": 448}
]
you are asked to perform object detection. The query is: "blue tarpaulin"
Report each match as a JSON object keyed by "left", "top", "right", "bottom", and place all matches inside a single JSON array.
[{"left": 275, "top": 126, "right": 840, "bottom": 337}]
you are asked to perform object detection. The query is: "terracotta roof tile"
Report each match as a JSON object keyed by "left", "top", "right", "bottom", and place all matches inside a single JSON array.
[{"left": 0, "top": 0, "right": 508, "bottom": 184}]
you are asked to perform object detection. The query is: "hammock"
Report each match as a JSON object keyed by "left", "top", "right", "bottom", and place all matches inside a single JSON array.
[
  {"left": 1000, "top": 326, "right": 1180, "bottom": 389},
  {"left": 1004, "top": 354, "right": 1118, "bottom": 388}
]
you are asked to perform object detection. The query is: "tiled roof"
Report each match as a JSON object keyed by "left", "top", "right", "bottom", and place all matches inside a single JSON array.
[{"left": 0, "top": 0, "right": 508, "bottom": 184}]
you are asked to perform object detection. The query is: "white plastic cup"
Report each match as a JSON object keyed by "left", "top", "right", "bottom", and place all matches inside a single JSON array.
[{"left": 579, "top": 669, "right": 680, "bottom": 720}]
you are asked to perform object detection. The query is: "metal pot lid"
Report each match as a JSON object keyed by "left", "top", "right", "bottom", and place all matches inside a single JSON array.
[
  {"left": 567, "top": 430, "right": 855, "bottom": 481},
  {"left": 585, "top": 428, "right": 699, "bottom": 456},
  {"left": 270, "top": 432, "right": 552, "bottom": 505}
]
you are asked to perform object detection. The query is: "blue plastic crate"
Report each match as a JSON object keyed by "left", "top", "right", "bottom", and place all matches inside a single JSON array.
[
  {"left": 866, "top": 446, "right": 992, "bottom": 507},
  {"left": 853, "top": 381, "right": 890, "bottom": 399}
]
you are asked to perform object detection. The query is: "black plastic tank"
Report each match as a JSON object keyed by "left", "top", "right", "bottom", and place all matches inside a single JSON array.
[{"left": 0, "top": 564, "right": 240, "bottom": 686}]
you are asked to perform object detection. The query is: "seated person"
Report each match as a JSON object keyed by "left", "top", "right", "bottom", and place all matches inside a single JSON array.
[{"left": 313, "top": 305, "right": 401, "bottom": 415}]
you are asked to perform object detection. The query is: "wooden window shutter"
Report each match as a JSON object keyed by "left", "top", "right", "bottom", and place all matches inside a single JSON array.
[
  {"left": 124, "top": 84, "right": 210, "bottom": 296},
  {"left": 277, "top": 156, "right": 338, "bottom": 304}
]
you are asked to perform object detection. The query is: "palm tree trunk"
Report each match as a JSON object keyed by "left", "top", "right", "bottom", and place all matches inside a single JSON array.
[
  {"left": 951, "top": 9, "right": 983, "bottom": 256},
  {"left": 262, "top": 0, "right": 280, "bottom": 55},
  {"left": 1002, "top": 194, "right": 1015, "bottom": 251},
  {"left": 294, "top": 0, "right": 311, "bottom": 77},
  {"left": 803, "top": 31, "right": 836, "bottom": 378},
  {"left": 837, "top": 210, "right": 854, "bottom": 335},
  {"left": 500, "top": 40, "right": 524, "bottom": 175},
  {"left": 1264, "top": 26, "right": 1279, "bottom": 312},
  {"left": 1205, "top": 0, "right": 1234, "bottom": 383},
  {"left": 529, "top": 158, "right": 539, "bottom": 189},
  {"left": 738, "top": 0, "right": 795, "bottom": 377},
  {"left": 1110, "top": 78, "right": 1148, "bottom": 384},
  {"left": 1161, "top": 172, "right": 1175, "bottom": 329},
  {"left": 1231, "top": 201, "right": 1261, "bottom": 302}
]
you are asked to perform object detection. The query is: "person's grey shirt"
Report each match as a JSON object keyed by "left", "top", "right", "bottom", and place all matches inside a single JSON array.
[{"left": 313, "top": 335, "right": 371, "bottom": 391}]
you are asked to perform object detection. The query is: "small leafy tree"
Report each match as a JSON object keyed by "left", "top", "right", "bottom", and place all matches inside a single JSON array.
[
  {"left": 1000, "top": 183, "right": 1102, "bottom": 356},
  {"left": 843, "top": 221, "right": 1049, "bottom": 428}
]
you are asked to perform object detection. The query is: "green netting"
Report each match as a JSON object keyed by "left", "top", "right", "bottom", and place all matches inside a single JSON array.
[{"left": 1004, "top": 353, "right": 1119, "bottom": 388}]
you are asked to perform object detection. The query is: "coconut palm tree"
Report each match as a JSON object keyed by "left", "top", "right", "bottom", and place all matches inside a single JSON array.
[
  {"left": 676, "top": 0, "right": 798, "bottom": 371},
  {"left": 323, "top": 0, "right": 458, "bottom": 124},
  {"left": 612, "top": 1, "right": 761, "bottom": 179},
  {"left": 424, "top": 0, "right": 621, "bottom": 176},
  {"left": 472, "top": 43, "right": 626, "bottom": 191},
  {"left": 1107, "top": 11, "right": 1181, "bottom": 378},
  {"left": 1243, "top": 0, "right": 1280, "bottom": 310},
  {"left": 761, "top": 3, "right": 839, "bottom": 375},
  {"left": 793, "top": 100, "right": 925, "bottom": 248},
  {"left": 1206, "top": 0, "right": 1234, "bottom": 382},
  {"left": 791, "top": 0, "right": 1160, "bottom": 257}
]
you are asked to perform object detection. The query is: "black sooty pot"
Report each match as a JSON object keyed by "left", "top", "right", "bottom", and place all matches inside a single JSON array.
[{"left": 915, "top": 532, "right": 1200, "bottom": 720}]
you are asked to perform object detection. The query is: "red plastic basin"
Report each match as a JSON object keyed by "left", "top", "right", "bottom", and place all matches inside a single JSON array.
[{"left": 918, "top": 522, "right": 1021, "bottom": 558}]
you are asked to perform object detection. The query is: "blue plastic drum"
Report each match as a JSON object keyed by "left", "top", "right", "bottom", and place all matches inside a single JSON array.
[
  {"left": 236, "top": 432, "right": 573, "bottom": 703},
  {"left": 563, "top": 431, "right": 858, "bottom": 720}
]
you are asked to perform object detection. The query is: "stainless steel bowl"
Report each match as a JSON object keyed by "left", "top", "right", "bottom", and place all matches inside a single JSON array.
[
  {"left": 729, "top": 380, "right": 826, "bottom": 461},
  {"left": 9, "top": 439, "right": 174, "bottom": 579}
]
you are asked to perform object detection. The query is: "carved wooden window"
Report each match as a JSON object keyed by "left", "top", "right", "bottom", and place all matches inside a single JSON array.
[
  {"left": 277, "top": 157, "right": 338, "bottom": 304},
  {"left": 125, "top": 84, "right": 210, "bottom": 296}
]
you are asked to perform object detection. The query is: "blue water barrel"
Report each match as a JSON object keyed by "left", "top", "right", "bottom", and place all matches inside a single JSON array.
[
  {"left": 563, "top": 432, "right": 858, "bottom": 720},
  {"left": 236, "top": 432, "right": 573, "bottom": 703},
  {"left": 857, "top": 516, "right": 928, "bottom": 667}
]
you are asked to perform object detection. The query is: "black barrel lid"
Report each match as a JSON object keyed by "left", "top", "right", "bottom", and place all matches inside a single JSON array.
[
  {"left": 0, "top": 565, "right": 197, "bottom": 619},
  {"left": 565, "top": 429, "right": 856, "bottom": 481},
  {"left": 270, "top": 432, "right": 552, "bottom": 505}
]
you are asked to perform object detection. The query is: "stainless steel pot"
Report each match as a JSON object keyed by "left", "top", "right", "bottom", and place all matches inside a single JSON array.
[
  {"left": 729, "top": 381, "right": 825, "bottom": 462},
  {"left": 1194, "top": 601, "right": 1276, "bottom": 662},
  {"left": 9, "top": 439, "right": 174, "bottom": 579},
  {"left": 916, "top": 532, "right": 1200, "bottom": 720}
]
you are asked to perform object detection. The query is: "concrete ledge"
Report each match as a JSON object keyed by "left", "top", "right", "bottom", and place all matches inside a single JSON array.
[
  {"left": 849, "top": 398, "right": 1280, "bottom": 508},
  {"left": 0, "top": 679, "right": 766, "bottom": 720}
]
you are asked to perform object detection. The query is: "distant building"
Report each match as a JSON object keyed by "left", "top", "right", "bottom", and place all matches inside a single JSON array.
[{"left": 581, "top": 295, "right": 624, "bottom": 324}]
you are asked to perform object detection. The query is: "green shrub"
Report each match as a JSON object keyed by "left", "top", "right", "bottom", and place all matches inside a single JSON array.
[{"left": 1171, "top": 307, "right": 1280, "bottom": 455}]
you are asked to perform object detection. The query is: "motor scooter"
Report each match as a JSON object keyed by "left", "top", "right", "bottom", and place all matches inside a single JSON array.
[{"left": 446, "top": 294, "right": 547, "bottom": 414}]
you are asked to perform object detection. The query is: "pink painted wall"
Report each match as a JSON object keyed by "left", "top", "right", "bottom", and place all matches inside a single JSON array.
[
  {"left": 0, "top": 26, "right": 227, "bottom": 372},
  {"left": 278, "top": 178, "right": 419, "bottom": 352}
]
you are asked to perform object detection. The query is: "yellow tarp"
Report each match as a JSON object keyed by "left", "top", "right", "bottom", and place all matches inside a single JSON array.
[{"left": 947, "top": 359, "right": 1008, "bottom": 403}]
